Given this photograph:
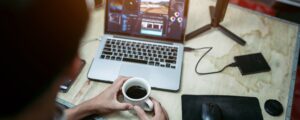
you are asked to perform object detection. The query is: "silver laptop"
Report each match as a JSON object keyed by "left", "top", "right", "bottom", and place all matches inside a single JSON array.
[{"left": 88, "top": 0, "right": 189, "bottom": 91}]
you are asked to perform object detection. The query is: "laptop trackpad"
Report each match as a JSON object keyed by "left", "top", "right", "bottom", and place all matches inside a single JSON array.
[{"left": 119, "top": 63, "right": 151, "bottom": 80}]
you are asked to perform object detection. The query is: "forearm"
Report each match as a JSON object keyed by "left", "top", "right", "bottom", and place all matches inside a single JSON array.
[{"left": 65, "top": 100, "right": 97, "bottom": 120}]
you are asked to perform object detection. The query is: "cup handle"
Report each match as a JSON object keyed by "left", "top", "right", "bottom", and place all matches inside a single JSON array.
[{"left": 143, "top": 98, "right": 154, "bottom": 111}]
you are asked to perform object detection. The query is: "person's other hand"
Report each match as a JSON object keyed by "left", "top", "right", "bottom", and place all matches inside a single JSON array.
[
  {"left": 134, "top": 98, "right": 169, "bottom": 120},
  {"left": 85, "top": 76, "right": 133, "bottom": 115}
]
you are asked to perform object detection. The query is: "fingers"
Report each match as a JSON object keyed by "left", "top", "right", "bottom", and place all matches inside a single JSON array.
[
  {"left": 161, "top": 105, "right": 169, "bottom": 120},
  {"left": 112, "top": 76, "right": 130, "bottom": 91},
  {"left": 134, "top": 106, "right": 149, "bottom": 120},
  {"left": 113, "top": 102, "right": 133, "bottom": 111},
  {"left": 152, "top": 98, "right": 162, "bottom": 115},
  {"left": 151, "top": 97, "right": 169, "bottom": 120}
]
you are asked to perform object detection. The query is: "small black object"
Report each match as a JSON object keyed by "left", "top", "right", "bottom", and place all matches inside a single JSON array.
[
  {"left": 202, "top": 103, "right": 223, "bottom": 120},
  {"left": 234, "top": 53, "right": 271, "bottom": 75},
  {"left": 264, "top": 99, "right": 283, "bottom": 116}
]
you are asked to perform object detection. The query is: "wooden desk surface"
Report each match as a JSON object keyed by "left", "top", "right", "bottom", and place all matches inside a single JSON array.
[{"left": 58, "top": 0, "right": 300, "bottom": 119}]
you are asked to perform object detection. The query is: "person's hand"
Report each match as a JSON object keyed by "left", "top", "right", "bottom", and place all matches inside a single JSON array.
[
  {"left": 66, "top": 76, "right": 133, "bottom": 120},
  {"left": 87, "top": 76, "right": 133, "bottom": 115},
  {"left": 134, "top": 98, "right": 169, "bottom": 120}
]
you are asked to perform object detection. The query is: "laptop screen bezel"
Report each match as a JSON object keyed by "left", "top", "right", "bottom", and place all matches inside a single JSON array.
[{"left": 104, "top": 0, "right": 189, "bottom": 43}]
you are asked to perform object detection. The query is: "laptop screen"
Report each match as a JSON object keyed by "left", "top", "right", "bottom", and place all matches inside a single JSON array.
[{"left": 105, "top": 0, "right": 189, "bottom": 43}]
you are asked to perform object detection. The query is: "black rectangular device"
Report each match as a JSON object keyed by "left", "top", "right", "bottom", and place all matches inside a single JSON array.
[
  {"left": 234, "top": 53, "right": 271, "bottom": 75},
  {"left": 60, "top": 59, "right": 85, "bottom": 93}
]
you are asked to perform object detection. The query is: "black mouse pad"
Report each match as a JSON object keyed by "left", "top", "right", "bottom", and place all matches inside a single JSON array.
[{"left": 182, "top": 95, "right": 263, "bottom": 120}]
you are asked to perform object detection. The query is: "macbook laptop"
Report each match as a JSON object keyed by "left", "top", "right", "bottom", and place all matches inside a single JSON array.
[{"left": 88, "top": 0, "right": 189, "bottom": 91}]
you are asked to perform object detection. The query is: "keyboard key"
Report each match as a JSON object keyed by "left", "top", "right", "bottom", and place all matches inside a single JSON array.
[
  {"left": 169, "top": 56, "right": 176, "bottom": 60},
  {"left": 139, "top": 56, "right": 143, "bottom": 59},
  {"left": 149, "top": 61, "right": 155, "bottom": 65},
  {"left": 100, "top": 55, "right": 105, "bottom": 59},
  {"left": 155, "top": 62, "right": 160, "bottom": 66},
  {"left": 105, "top": 44, "right": 111, "bottom": 48},
  {"left": 123, "top": 58, "right": 148, "bottom": 64},
  {"left": 104, "top": 48, "right": 111, "bottom": 51},
  {"left": 166, "top": 63, "right": 171, "bottom": 68},
  {"left": 111, "top": 56, "right": 115, "bottom": 60},
  {"left": 166, "top": 59, "right": 176, "bottom": 64},
  {"left": 172, "top": 47, "right": 178, "bottom": 52},
  {"left": 116, "top": 57, "right": 122, "bottom": 61},
  {"left": 103, "top": 51, "right": 112, "bottom": 55}
]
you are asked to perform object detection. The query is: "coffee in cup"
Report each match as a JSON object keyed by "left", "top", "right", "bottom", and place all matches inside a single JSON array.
[
  {"left": 122, "top": 77, "right": 153, "bottom": 111},
  {"left": 126, "top": 85, "right": 147, "bottom": 99}
]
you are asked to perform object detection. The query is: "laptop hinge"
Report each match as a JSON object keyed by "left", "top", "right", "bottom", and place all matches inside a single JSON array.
[{"left": 110, "top": 35, "right": 174, "bottom": 45}]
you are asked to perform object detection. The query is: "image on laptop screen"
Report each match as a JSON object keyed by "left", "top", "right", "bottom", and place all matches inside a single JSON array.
[{"left": 105, "top": 0, "right": 188, "bottom": 42}]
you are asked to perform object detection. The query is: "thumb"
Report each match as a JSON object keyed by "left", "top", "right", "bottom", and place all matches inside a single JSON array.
[
  {"left": 134, "top": 106, "right": 149, "bottom": 120},
  {"left": 113, "top": 102, "right": 133, "bottom": 110}
]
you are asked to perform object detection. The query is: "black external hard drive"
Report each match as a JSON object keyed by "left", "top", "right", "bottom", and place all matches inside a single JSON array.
[{"left": 234, "top": 53, "right": 271, "bottom": 75}]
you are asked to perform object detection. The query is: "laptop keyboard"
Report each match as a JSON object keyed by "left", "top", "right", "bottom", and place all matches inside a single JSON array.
[{"left": 100, "top": 38, "right": 178, "bottom": 69}]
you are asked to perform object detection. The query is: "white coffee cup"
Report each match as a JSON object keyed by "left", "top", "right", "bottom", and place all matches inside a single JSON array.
[{"left": 122, "top": 77, "right": 153, "bottom": 111}]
